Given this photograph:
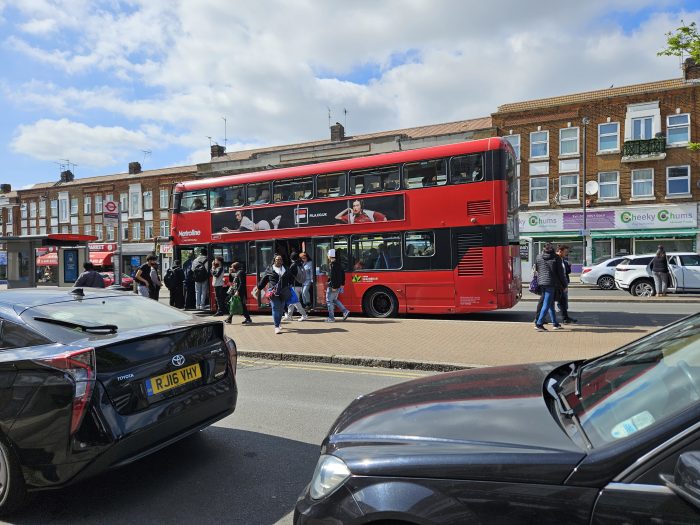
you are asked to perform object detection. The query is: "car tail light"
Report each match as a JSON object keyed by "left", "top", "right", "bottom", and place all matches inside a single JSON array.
[
  {"left": 582, "top": 268, "right": 591, "bottom": 274},
  {"left": 36, "top": 348, "right": 96, "bottom": 434},
  {"left": 224, "top": 336, "right": 237, "bottom": 376}
]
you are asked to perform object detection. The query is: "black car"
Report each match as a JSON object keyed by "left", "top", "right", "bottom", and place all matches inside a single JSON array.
[
  {"left": 295, "top": 313, "right": 700, "bottom": 524},
  {"left": 0, "top": 288, "right": 237, "bottom": 514}
]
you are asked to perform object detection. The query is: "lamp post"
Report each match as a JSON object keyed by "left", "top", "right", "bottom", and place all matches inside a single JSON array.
[{"left": 581, "top": 117, "right": 590, "bottom": 266}]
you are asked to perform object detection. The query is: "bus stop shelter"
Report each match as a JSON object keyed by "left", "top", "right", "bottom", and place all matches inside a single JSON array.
[{"left": 1, "top": 234, "right": 97, "bottom": 288}]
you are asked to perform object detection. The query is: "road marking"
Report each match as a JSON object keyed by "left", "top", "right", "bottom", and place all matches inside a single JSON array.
[{"left": 238, "top": 358, "right": 430, "bottom": 378}]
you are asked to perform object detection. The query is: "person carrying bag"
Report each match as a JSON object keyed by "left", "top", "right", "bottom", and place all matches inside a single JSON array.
[{"left": 225, "top": 261, "right": 252, "bottom": 325}]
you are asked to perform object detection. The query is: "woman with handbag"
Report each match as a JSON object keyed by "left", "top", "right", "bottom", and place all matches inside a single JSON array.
[
  {"left": 225, "top": 261, "right": 252, "bottom": 325},
  {"left": 253, "top": 254, "right": 293, "bottom": 334}
]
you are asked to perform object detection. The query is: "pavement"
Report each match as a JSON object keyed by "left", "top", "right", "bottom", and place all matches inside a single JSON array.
[{"left": 520, "top": 283, "right": 700, "bottom": 303}]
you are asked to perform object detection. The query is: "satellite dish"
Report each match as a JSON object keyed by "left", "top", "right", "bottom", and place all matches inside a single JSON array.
[{"left": 585, "top": 180, "right": 599, "bottom": 196}]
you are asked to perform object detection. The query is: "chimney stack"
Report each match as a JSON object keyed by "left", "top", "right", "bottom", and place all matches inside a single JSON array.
[
  {"left": 0, "top": 184, "right": 10, "bottom": 193},
  {"left": 60, "top": 170, "right": 74, "bottom": 183},
  {"left": 129, "top": 161, "right": 142, "bottom": 174},
  {"left": 211, "top": 144, "right": 226, "bottom": 158},
  {"left": 330, "top": 122, "right": 345, "bottom": 142},
  {"left": 683, "top": 58, "right": 700, "bottom": 82}
]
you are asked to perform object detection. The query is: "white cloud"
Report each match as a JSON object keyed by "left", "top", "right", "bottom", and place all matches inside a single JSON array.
[
  {"left": 1, "top": 0, "right": 697, "bottom": 178},
  {"left": 10, "top": 119, "right": 151, "bottom": 167}
]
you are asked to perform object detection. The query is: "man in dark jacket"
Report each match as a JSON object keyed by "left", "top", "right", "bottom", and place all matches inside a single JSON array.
[
  {"left": 74, "top": 262, "right": 105, "bottom": 288},
  {"left": 183, "top": 252, "right": 196, "bottom": 309},
  {"left": 326, "top": 249, "right": 349, "bottom": 322},
  {"left": 534, "top": 243, "right": 567, "bottom": 331},
  {"left": 165, "top": 260, "right": 186, "bottom": 309},
  {"left": 556, "top": 245, "right": 577, "bottom": 324}
]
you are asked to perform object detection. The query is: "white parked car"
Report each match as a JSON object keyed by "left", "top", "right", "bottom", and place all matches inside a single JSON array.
[
  {"left": 580, "top": 256, "right": 627, "bottom": 290},
  {"left": 614, "top": 252, "right": 700, "bottom": 296}
]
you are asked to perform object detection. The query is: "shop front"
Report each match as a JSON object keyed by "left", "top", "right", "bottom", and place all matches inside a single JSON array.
[
  {"left": 120, "top": 242, "right": 156, "bottom": 278},
  {"left": 520, "top": 203, "right": 699, "bottom": 282}
]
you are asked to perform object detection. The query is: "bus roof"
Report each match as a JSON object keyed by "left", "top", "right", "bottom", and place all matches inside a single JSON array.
[{"left": 176, "top": 137, "right": 509, "bottom": 192}]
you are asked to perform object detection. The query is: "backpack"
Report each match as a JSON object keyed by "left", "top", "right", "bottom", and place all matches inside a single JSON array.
[
  {"left": 291, "top": 262, "right": 305, "bottom": 286},
  {"left": 163, "top": 268, "right": 176, "bottom": 289},
  {"left": 193, "top": 262, "right": 209, "bottom": 282}
]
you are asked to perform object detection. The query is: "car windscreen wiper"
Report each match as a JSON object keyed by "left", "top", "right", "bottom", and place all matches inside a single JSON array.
[
  {"left": 33, "top": 317, "right": 118, "bottom": 334},
  {"left": 546, "top": 377, "right": 593, "bottom": 450}
]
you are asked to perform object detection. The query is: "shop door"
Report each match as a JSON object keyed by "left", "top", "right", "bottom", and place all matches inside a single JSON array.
[
  {"left": 255, "top": 241, "right": 275, "bottom": 308},
  {"left": 313, "top": 238, "right": 332, "bottom": 308}
]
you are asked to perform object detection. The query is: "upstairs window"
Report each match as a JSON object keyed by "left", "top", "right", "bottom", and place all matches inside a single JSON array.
[
  {"left": 273, "top": 177, "right": 313, "bottom": 202},
  {"left": 143, "top": 191, "right": 153, "bottom": 210},
  {"left": 667, "top": 166, "right": 690, "bottom": 196},
  {"left": 317, "top": 172, "right": 346, "bottom": 198},
  {"left": 631, "top": 168, "right": 654, "bottom": 198},
  {"left": 94, "top": 195, "right": 103, "bottom": 214},
  {"left": 530, "top": 131, "right": 549, "bottom": 158},
  {"left": 559, "top": 174, "right": 578, "bottom": 201},
  {"left": 667, "top": 114, "right": 690, "bottom": 145},
  {"left": 210, "top": 186, "right": 246, "bottom": 208},
  {"left": 598, "top": 122, "right": 619, "bottom": 152},
  {"left": 159, "top": 189, "right": 169, "bottom": 209},
  {"left": 403, "top": 159, "right": 447, "bottom": 189},
  {"left": 559, "top": 128, "right": 579, "bottom": 156},
  {"left": 248, "top": 182, "right": 270, "bottom": 205},
  {"left": 632, "top": 116, "right": 653, "bottom": 140},
  {"left": 598, "top": 172, "right": 619, "bottom": 200},
  {"left": 180, "top": 190, "right": 208, "bottom": 211},
  {"left": 449, "top": 154, "right": 483, "bottom": 184},
  {"left": 349, "top": 166, "right": 400, "bottom": 195},
  {"left": 529, "top": 177, "right": 549, "bottom": 204},
  {"left": 84, "top": 195, "right": 91, "bottom": 215}
]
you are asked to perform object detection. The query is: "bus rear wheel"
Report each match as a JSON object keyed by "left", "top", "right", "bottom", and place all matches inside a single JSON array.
[{"left": 363, "top": 287, "right": 398, "bottom": 318}]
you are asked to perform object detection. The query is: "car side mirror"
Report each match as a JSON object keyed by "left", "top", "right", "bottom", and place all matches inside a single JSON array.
[{"left": 660, "top": 451, "right": 700, "bottom": 510}]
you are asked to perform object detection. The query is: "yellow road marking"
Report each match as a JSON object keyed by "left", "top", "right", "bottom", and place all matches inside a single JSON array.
[{"left": 238, "top": 358, "right": 429, "bottom": 379}]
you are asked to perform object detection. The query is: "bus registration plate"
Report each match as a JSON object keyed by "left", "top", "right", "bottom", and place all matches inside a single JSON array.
[{"left": 146, "top": 363, "right": 201, "bottom": 396}]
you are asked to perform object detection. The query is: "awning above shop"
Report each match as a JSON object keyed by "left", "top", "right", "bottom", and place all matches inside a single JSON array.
[
  {"left": 520, "top": 231, "right": 581, "bottom": 239},
  {"left": 89, "top": 251, "right": 113, "bottom": 266},
  {"left": 590, "top": 229, "right": 700, "bottom": 239}
]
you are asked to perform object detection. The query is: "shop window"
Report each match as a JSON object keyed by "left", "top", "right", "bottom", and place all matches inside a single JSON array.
[
  {"left": 403, "top": 159, "right": 447, "bottom": 189},
  {"left": 667, "top": 114, "right": 690, "bottom": 145},
  {"left": 598, "top": 172, "right": 619, "bottom": 200},
  {"left": 666, "top": 166, "right": 690, "bottom": 196},
  {"left": 631, "top": 169, "right": 654, "bottom": 198},
  {"left": 636, "top": 238, "right": 694, "bottom": 253},
  {"left": 529, "top": 177, "right": 549, "bottom": 204},
  {"left": 598, "top": 123, "right": 619, "bottom": 152},
  {"left": 317, "top": 172, "right": 346, "bottom": 198},
  {"left": 559, "top": 128, "right": 579, "bottom": 156},
  {"left": 351, "top": 233, "right": 401, "bottom": 270},
  {"left": 349, "top": 166, "right": 400, "bottom": 194},
  {"left": 530, "top": 131, "right": 549, "bottom": 158}
]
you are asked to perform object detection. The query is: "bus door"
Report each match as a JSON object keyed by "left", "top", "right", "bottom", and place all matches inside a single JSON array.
[
  {"left": 254, "top": 240, "right": 275, "bottom": 308},
  {"left": 313, "top": 238, "right": 332, "bottom": 308},
  {"left": 272, "top": 238, "right": 311, "bottom": 266}
]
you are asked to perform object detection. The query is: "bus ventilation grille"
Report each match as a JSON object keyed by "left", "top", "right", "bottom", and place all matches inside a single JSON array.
[
  {"left": 456, "top": 233, "right": 484, "bottom": 276},
  {"left": 467, "top": 200, "right": 491, "bottom": 215}
]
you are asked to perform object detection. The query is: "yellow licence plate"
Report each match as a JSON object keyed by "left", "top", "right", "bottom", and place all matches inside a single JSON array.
[{"left": 146, "top": 363, "right": 201, "bottom": 396}]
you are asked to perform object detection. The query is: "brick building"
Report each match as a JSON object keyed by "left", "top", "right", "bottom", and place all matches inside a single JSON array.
[
  {"left": 493, "top": 60, "right": 700, "bottom": 278},
  {"left": 13, "top": 162, "right": 197, "bottom": 281}
]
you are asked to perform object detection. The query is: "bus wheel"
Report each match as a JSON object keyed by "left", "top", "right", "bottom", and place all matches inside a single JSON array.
[{"left": 363, "top": 287, "right": 398, "bottom": 318}]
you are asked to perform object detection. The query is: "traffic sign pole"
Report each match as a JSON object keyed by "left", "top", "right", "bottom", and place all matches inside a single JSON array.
[{"left": 115, "top": 202, "right": 122, "bottom": 287}]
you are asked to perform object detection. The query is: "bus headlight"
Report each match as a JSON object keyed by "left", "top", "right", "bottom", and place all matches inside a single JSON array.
[{"left": 309, "top": 455, "right": 351, "bottom": 500}]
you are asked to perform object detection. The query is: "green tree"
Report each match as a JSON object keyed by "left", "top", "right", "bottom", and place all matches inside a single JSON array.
[{"left": 658, "top": 21, "right": 700, "bottom": 150}]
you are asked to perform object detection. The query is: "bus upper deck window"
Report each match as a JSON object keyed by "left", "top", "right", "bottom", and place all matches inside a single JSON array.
[
  {"left": 249, "top": 183, "right": 270, "bottom": 205},
  {"left": 180, "top": 190, "right": 208, "bottom": 211},
  {"left": 450, "top": 154, "right": 483, "bottom": 184}
]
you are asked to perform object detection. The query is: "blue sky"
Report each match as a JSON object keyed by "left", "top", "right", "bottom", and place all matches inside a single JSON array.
[{"left": 0, "top": 0, "right": 696, "bottom": 189}]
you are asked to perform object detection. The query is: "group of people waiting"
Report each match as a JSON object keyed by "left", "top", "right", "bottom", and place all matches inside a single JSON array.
[{"left": 161, "top": 248, "right": 349, "bottom": 334}]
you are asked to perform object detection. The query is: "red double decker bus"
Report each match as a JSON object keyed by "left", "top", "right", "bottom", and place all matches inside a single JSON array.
[{"left": 171, "top": 138, "right": 520, "bottom": 316}]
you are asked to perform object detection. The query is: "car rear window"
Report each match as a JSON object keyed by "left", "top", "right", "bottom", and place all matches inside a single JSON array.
[
  {"left": 620, "top": 258, "right": 632, "bottom": 266},
  {"left": 634, "top": 257, "right": 653, "bottom": 265},
  {"left": 607, "top": 258, "right": 624, "bottom": 267},
  {"left": 22, "top": 296, "right": 192, "bottom": 343}
]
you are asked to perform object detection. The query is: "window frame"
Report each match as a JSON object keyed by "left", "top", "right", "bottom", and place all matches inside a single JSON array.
[
  {"left": 160, "top": 188, "right": 170, "bottom": 209},
  {"left": 83, "top": 195, "right": 92, "bottom": 215},
  {"left": 449, "top": 153, "right": 484, "bottom": 185},
  {"left": 559, "top": 174, "right": 579, "bottom": 202},
  {"left": 632, "top": 116, "right": 654, "bottom": 140},
  {"left": 529, "top": 130, "right": 549, "bottom": 159},
  {"left": 350, "top": 232, "right": 403, "bottom": 271},
  {"left": 666, "top": 165, "right": 691, "bottom": 197},
  {"left": 559, "top": 127, "right": 579, "bottom": 156},
  {"left": 272, "top": 176, "right": 314, "bottom": 203},
  {"left": 598, "top": 122, "right": 620, "bottom": 153},
  {"left": 631, "top": 168, "right": 654, "bottom": 198},
  {"left": 529, "top": 176, "right": 549, "bottom": 204},
  {"left": 349, "top": 166, "right": 400, "bottom": 195},
  {"left": 316, "top": 172, "right": 347, "bottom": 199},
  {"left": 247, "top": 182, "right": 271, "bottom": 206},
  {"left": 159, "top": 220, "right": 170, "bottom": 238},
  {"left": 143, "top": 190, "right": 153, "bottom": 211},
  {"left": 131, "top": 222, "right": 141, "bottom": 241},
  {"left": 504, "top": 135, "right": 521, "bottom": 162},
  {"left": 667, "top": 114, "right": 690, "bottom": 146},
  {"left": 403, "top": 159, "right": 448, "bottom": 189},
  {"left": 598, "top": 171, "right": 620, "bottom": 200},
  {"left": 404, "top": 231, "right": 435, "bottom": 258}
]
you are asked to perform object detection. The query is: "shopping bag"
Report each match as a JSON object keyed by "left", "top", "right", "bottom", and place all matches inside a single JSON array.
[
  {"left": 229, "top": 295, "right": 243, "bottom": 315},
  {"left": 289, "top": 287, "right": 299, "bottom": 304},
  {"left": 528, "top": 274, "right": 540, "bottom": 295}
]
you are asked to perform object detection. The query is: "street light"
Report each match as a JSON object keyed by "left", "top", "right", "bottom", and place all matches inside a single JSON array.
[{"left": 581, "top": 117, "right": 590, "bottom": 266}]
